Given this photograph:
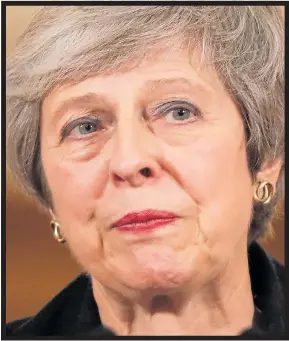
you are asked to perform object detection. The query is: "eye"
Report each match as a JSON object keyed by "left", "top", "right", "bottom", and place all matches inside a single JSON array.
[
  {"left": 75, "top": 122, "right": 97, "bottom": 135},
  {"left": 152, "top": 100, "right": 201, "bottom": 124},
  {"left": 61, "top": 116, "right": 105, "bottom": 141},
  {"left": 166, "top": 108, "right": 193, "bottom": 122},
  {"left": 69, "top": 121, "right": 102, "bottom": 138}
]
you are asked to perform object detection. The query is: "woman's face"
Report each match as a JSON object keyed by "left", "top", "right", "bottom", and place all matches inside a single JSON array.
[{"left": 41, "top": 49, "right": 254, "bottom": 294}]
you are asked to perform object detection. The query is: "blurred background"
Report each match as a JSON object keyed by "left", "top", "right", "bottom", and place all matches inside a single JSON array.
[{"left": 6, "top": 6, "right": 285, "bottom": 323}]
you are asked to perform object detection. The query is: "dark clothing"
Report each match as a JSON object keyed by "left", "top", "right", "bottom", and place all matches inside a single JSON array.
[{"left": 6, "top": 242, "right": 285, "bottom": 338}]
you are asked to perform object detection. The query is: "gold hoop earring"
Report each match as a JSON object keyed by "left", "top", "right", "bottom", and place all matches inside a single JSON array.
[
  {"left": 50, "top": 220, "right": 66, "bottom": 244},
  {"left": 254, "top": 180, "right": 274, "bottom": 204}
]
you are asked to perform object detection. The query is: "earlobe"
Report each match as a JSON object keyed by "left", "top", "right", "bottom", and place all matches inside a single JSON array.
[
  {"left": 255, "top": 158, "right": 283, "bottom": 189},
  {"left": 50, "top": 220, "right": 66, "bottom": 244},
  {"left": 253, "top": 181, "right": 274, "bottom": 204},
  {"left": 48, "top": 209, "right": 65, "bottom": 244}
]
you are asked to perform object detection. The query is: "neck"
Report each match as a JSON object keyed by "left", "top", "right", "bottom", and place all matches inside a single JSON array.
[{"left": 91, "top": 246, "right": 255, "bottom": 336}]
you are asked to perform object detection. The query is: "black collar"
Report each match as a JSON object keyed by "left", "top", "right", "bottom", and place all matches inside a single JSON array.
[
  {"left": 245, "top": 242, "right": 285, "bottom": 337},
  {"left": 75, "top": 242, "right": 285, "bottom": 337}
]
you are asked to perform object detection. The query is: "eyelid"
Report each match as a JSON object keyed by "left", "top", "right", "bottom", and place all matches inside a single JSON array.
[
  {"left": 150, "top": 100, "right": 201, "bottom": 117},
  {"left": 60, "top": 114, "right": 103, "bottom": 142}
]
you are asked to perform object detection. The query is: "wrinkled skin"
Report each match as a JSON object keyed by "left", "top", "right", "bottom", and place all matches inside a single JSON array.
[{"left": 41, "top": 49, "right": 281, "bottom": 335}]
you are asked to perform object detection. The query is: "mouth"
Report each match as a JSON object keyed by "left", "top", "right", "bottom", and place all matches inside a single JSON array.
[{"left": 112, "top": 209, "right": 180, "bottom": 233}]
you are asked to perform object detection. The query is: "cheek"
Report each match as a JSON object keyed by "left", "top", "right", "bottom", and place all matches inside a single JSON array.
[
  {"left": 42, "top": 148, "right": 108, "bottom": 223},
  {"left": 168, "top": 134, "right": 251, "bottom": 203},
  {"left": 168, "top": 127, "right": 253, "bottom": 245},
  {"left": 41, "top": 151, "right": 109, "bottom": 268}
]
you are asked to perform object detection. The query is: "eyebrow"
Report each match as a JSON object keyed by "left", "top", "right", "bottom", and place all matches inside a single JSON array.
[
  {"left": 142, "top": 77, "right": 213, "bottom": 97},
  {"left": 51, "top": 93, "right": 111, "bottom": 118}
]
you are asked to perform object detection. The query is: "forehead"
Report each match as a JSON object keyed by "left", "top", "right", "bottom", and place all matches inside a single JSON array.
[{"left": 42, "top": 48, "right": 225, "bottom": 112}]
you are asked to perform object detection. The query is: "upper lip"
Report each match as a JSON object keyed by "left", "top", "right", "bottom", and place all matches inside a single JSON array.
[{"left": 112, "top": 209, "right": 179, "bottom": 228}]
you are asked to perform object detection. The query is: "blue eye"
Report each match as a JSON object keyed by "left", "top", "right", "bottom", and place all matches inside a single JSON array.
[
  {"left": 167, "top": 108, "right": 193, "bottom": 122},
  {"left": 69, "top": 121, "right": 100, "bottom": 138},
  {"left": 153, "top": 101, "right": 201, "bottom": 123},
  {"left": 61, "top": 116, "right": 104, "bottom": 141},
  {"left": 77, "top": 123, "right": 97, "bottom": 135}
]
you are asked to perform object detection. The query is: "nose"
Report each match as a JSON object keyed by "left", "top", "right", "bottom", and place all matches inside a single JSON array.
[{"left": 109, "top": 120, "right": 163, "bottom": 187}]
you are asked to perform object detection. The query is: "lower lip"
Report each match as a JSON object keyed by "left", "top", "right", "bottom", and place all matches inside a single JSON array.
[{"left": 115, "top": 218, "right": 178, "bottom": 233}]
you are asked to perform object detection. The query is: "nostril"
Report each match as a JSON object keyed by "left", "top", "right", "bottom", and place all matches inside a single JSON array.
[{"left": 140, "top": 167, "right": 151, "bottom": 177}]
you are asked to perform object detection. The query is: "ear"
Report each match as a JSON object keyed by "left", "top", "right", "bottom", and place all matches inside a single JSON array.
[
  {"left": 49, "top": 208, "right": 57, "bottom": 220},
  {"left": 255, "top": 158, "right": 283, "bottom": 190}
]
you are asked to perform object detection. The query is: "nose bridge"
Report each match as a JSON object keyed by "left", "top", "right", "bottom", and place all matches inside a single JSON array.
[
  {"left": 119, "top": 114, "right": 146, "bottom": 151},
  {"left": 113, "top": 117, "right": 153, "bottom": 165},
  {"left": 109, "top": 113, "right": 161, "bottom": 184}
]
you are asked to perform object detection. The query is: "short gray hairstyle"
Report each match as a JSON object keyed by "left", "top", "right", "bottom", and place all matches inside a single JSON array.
[{"left": 6, "top": 6, "right": 284, "bottom": 241}]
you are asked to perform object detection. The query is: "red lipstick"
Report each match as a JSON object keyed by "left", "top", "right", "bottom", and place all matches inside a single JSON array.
[{"left": 113, "top": 210, "right": 179, "bottom": 233}]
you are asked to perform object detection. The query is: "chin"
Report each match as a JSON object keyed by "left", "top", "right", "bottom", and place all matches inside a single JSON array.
[
  {"left": 115, "top": 257, "right": 197, "bottom": 293},
  {"left": 117, "top": 273, "right": 194, "bottom": 296},
  {"left": 140, "top": 269, "right": 194, "bottom": 292}
]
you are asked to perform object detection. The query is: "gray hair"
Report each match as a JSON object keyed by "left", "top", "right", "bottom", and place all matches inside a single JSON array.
[{"left": 6, "top": 6, "right": 284, "bottom": 241}]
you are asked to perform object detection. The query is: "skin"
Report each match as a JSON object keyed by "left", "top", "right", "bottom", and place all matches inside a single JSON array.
[{"left": 41, "top": 48, "right": 281, "bottom": 336}]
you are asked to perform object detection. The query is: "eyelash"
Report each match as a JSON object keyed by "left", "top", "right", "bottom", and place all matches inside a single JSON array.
[
  {"left": 152, "top": 100, "right": 201, "bottom": 122},
  {"left": 60, "top": 100, "right": 201, "bottom": 141},
  {"left": 60, "top": 115, "right": 104, "bottom": 142}
]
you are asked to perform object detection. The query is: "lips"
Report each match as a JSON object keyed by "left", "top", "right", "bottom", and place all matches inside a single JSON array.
[{"left": 112, "top": 209, "right": 179, "bottom": 232}]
